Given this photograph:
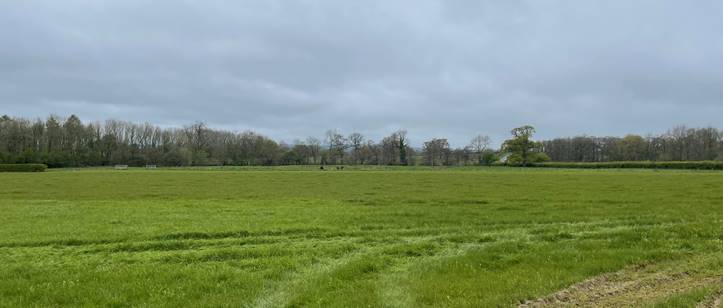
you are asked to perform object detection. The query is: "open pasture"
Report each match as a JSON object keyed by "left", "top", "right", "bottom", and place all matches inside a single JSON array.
[{"left": 0, "top": 168, "right": 721, "bottom": 307}]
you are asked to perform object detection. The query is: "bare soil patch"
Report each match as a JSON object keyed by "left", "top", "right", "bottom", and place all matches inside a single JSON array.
[{"left": 520, "top": 254, "right": 723, "bottom": 307}]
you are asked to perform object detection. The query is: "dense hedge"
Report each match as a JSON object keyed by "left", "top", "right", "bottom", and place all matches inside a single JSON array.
[
  {"left": 0, "top": 164, "right": 48, "bottom": 172},
  {"left": 529, "top": 161, "right": 723, "bottom": 170}
]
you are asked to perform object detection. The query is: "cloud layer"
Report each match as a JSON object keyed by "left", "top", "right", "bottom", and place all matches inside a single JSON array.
[{"left": 1, "top": 1, "right": 722, "bottom": 146}]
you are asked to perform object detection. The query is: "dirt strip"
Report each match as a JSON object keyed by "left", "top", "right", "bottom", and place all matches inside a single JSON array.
[{"left": 520, "top": 254, "right": 723, "bottom": 307}]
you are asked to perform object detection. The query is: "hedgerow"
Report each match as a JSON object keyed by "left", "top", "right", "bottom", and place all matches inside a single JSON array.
[
  {"left": 529, "top": 161, "right": 723, "bottom": 170},
  {"left": 0, "top": 164, "right": 48, "bottom": 172}
]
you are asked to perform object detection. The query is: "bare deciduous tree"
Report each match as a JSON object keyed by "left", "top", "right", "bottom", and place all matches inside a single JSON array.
[{"left": 468, "top": 135, "right": 491, "bottom": 165}]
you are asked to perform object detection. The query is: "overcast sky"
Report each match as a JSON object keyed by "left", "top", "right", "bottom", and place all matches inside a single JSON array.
[{"left": 1, "top": 1, "right": 722, "bottom": 147}]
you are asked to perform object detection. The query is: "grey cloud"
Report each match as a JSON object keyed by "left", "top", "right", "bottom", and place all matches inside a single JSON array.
[{"left": 1, "top": 0, "right": 722, "bottom": 147}]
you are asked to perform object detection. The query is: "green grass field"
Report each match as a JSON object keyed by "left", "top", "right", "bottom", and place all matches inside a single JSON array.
[{"left": 1, "top": 168, "right": 721, "bottom": 307}]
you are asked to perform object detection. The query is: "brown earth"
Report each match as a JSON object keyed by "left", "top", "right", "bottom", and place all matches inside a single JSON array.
[{"left": 520, "top": 254, "right": 723, "bottom": 307}]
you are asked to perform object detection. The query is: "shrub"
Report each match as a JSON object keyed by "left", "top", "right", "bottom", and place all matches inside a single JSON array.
[
  {"left": 506, "top": 154, "right": 523, "bottom": 165},
  {"left": 163, "top": 147, "right": 192, "bottom": 166},
  {"left": 503, "top": 152, "right": 550, "bottom": 166},
  {"left": 480, "top": 150, "right": 499, "bottom": 166},
  {"left": 529, "top": 152, "right": 551, "bottom": 163},
  {"left": 0, "top": 164, "right": 48, "bottom": 172}
]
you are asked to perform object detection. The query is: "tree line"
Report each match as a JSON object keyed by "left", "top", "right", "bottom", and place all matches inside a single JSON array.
[
  {"left": 541, "top": 126, "right": 722, "bottom": 162},
  {"left": 0, "top": 114, "right": 721, "bottom": 167}
]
